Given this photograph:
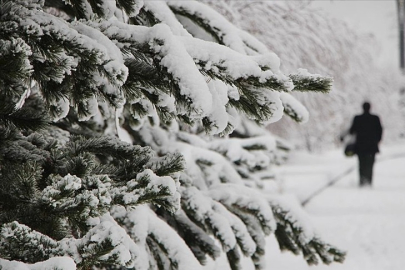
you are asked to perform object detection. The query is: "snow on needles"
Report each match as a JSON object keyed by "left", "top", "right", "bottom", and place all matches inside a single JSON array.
[
  {"left": 0, "top": 257, "right": 76, "bottom": 270},
  {"left": 97, "top": 20, "right": 213, "bottom": 118},
  {"left": 209, "top": 184, "right": 277, "bottom": 234},
  {"left": 280, "top": 92, "right": 310, "bottom": 123},
  {"left": 71, "top": 20, "right": 128, "bottom": 86},
  {"left": 147, "top": 24, "right": 213, "bottom": 117},
  {"left": 143, "top": 1, "right": 191, "bottom": 37},
  {"left": 0, "top": 1, "right": 338, "bottom": 269},
  {"left": 168, "top": 0, "right": 265, "bottom": 55},
  {"left": 180, "top": 36, "right": 288, "bottom": 86}
]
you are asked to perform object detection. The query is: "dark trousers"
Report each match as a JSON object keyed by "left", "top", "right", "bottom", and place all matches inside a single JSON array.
[{"left": 357, "top": 153, "right": 375, "bottom": 186}]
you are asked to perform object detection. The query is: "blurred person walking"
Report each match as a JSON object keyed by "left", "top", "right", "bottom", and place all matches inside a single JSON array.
[{"left": 349, "top": 102, "right": 383, "bottom": 187}]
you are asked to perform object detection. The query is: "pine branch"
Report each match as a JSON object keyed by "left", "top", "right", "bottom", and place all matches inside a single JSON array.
[
  {"left": 271, "top": 203, "right": 346, "bottom": 265},
  {"left": 131, "top": 7, "right": 161, "bottom": 26},
  {"left": 0, "top": 38, "right": 33, "bottom": 96},
  {"left": 146, "top": 152, "right": 184, "bottom": 177},
  {"left": 0, "top": 99, "right": 49, "bottom": 132},
  {"left": 65, "top": 136, "right": 152, "bottom": 163},
  {"left": 169, "top": 6, "right": 222, "bottom": 44},
  {"left": 56, "top": 0, "right": 91, "bottom": 19},
  {"left": 227, "top": 208, "right": 267, "bottom": 266},
  {"left": 0, "top": 222, "right": 59, "bottom": 263},
  {"left": 229, "top": 94, "right": 273, "bottom": 123},
  {"left": 157, "top": 209, "right": 221, "bottom": 264},
  {"left": 44, "top": 0, "right": 75, "bottom": 19},
  {"left": 283, "top": 103, "right": 305, "bottom": 123},
  {"left": 56, "top": 152, "right": 97, "bottom": 178},
  {"left": 76, "top": 238, "right": 116, "bottom": 269},
  {"left": 116, "top": 0, "right": 141, "bottom": 17},
  {"left": 226, "top": 247, "right": 242, "bottom": 270},
  {"left": 0, "top": 161, "right": 42, "bottom": 203},
  {"left": 198, "top": 61, "right": 290, "bottom": 92},
  {"left": 0, "top": 134, "right": 50, "bottom": 164},
  {"left": 290, "top": 73, "right": 333, "bottom": 93},
  {"left": 147, "top": 237, "right": 172, "bottom": 270},
  {"left": 123, "top": 56, "right": 170, "bottom": 101}
]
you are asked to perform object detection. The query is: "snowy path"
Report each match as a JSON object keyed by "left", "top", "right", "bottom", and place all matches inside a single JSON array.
[{"left": 265, "top": 143, "right": 405, "bottom": 270}]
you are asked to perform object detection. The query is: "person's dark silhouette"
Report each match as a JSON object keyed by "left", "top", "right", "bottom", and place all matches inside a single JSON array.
[{"left": 349, "top": 102, "right": 383, "bottom": 187}]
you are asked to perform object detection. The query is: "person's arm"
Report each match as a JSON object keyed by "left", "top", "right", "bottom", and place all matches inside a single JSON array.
[{"left": 376, "top": 116, "right": 383, "bottom": 142}]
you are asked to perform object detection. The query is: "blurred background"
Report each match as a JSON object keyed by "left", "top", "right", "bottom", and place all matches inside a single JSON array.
[{"left": 206, "top": 0, "right": 405, "bottom": 152}]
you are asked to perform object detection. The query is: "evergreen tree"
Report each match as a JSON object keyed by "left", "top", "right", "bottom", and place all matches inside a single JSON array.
[{"left": 0, "top": 0, "right": 344, "bottom": 269}]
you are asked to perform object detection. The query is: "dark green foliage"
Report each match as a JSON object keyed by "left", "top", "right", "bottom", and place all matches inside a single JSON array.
[
  {"left": 0, "top": 127, "right": 51, "bottom": 165},
  {"left": 131, "top": 7, "right": 161, "bottom": 27},
  {"left": 116, "top": 0, "right": 141, "bottom": 17},
  {"left": 0, "top": 0, "right": 128, "bottom": 121},
  {"left": 0, "top": 162, "right": 64, "bottom": 240},
  {"left": 169, "top": 6, "right": 222, "bottom": 44},
  {"left": 157, "top": 209, "right": 221, "bottom": 265},
  {"left": 271, "top": 203, "right": 346, "bottom": 266},
  {"left": 283, "top": 102, "right": 305, "bottom": 123},
  {"left": 44, "top": 0, "right": 75, "bottom": 18},
  {"left": 0, "top": 161, "right": 42, "bottom": 202},
  {"left": 0, "top": 0, "right": 345, "bottom": 269},
  {"left": 64, "top": 136, "right": 152, "bottom": 170},
  {"left": 226, "top": 247, "right": 241, "bottom": 270},
  {"left": 148, "top": 233, "right": 180, "bottom": 270},
  {"left": 0, "top": 222, "right": 59, "bottom": 263},
  {"left": 228, "top": 92, "right": 275, "bottom": 124},
  {"left": 146, "top": 237, "right": 171, "bottom": 270},
  {"left": 123, "top": 56, "right": 170, "bottom": 101},
  {"left": 0, "top": 108, "right": 182, "bottom": 266},
  {"left": 200, "top": 64, "right": 288, "bottom": 123},
  {"left": 146, "top": 152, "right": 184, "bottom": 177},
  {"left": 290, "top": 74, "right": 333, "bottom": 93},
  {"left": 0, "top": 37, "right": 32, "bottom": 100},
  {"left": 228, "top": 208, "right": 267, "bottom": 258},
  {"left": 0, "top": 95, "right": 49, "bottom": 132},
  {"left": 76, "top": 238, "right": 116, "bottom": 269}
]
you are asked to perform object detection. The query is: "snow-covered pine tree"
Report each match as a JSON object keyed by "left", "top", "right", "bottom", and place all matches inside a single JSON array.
[{"left": 0, "top": 0, "right": 344, "bottom": 269}]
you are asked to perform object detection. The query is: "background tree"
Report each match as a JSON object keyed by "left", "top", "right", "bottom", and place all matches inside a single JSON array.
[
  {"left": 0, "top": 0, "right": 344, "bottom": 269},
  {"left": 205, "top": 0, "right": 404, "bottom": 151}
]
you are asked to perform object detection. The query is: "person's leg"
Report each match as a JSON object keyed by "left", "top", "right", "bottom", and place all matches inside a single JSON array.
[
  {"left": 364, "top": 154, "right": 375, "bottom": 186},
  {"left": 358, "top": 154, "right": 367, "bottom": 186}
]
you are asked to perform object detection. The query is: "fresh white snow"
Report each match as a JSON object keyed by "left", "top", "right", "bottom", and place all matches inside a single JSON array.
[
  {"left": 266, "top": 143, "right": 405, "bottom": 270},
  {"left": 206, "top": 142, "right": 405, "bottom": 270}
]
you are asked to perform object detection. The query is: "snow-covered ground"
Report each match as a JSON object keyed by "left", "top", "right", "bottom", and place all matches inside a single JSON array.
[
  {"left": 207, "top": 142, "right": 405, "bottom": 270},
  {"left": 266, "top": 143, "right": 405, "bottom": 270}
]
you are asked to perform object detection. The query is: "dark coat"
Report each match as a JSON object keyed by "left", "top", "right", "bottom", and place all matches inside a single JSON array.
[{"left": 349, "top": 112, "right": 383, "bottom": 154}]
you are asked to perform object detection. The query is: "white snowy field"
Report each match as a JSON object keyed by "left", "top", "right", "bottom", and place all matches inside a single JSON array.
[
  {"left": 266, "top": 142, "right": 405, "bottom": 270},
  {"left": 207, "top": 142, "right": 405, "bottom": 270}
]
